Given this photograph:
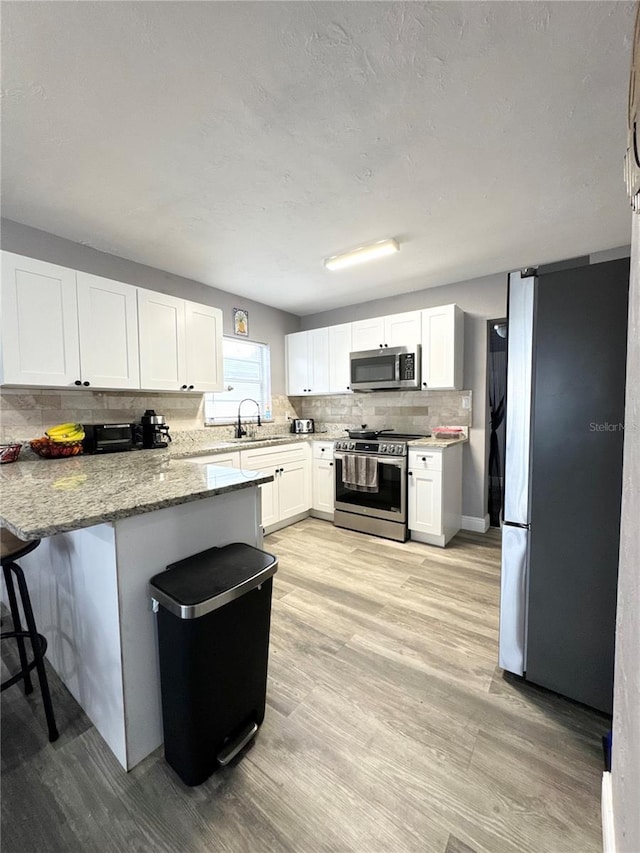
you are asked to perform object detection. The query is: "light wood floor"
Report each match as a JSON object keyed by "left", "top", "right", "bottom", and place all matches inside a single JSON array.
[{"left": 1, "top": 519, "right": 609, "bottom": 853}]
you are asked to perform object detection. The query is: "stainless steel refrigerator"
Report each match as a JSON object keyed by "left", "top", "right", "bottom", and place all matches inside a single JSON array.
[{"left": 498, "top": 259, "right": 629, "bottom": 714}]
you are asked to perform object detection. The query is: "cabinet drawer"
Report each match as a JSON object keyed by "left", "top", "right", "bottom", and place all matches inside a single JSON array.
[
  {"left": 241, "top": 443, "right": 308, "bottom": 469},
  {"left": 408, "top": 449, "right": 443, "bottom": 471},
  {"left": 313, "top": 441, "right": 334, "bottom": 460}
]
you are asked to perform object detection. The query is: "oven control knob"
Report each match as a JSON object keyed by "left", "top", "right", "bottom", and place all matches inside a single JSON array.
[
  {"left": 394, "top": 444, "right": 402, "bottom": 454},
  {"left": 349, "top": 441, "right": 355, "bottom": 451}
]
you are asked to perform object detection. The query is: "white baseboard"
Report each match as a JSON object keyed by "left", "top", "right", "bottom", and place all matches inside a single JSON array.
[
  {"left": 461, "top": 514, "right": 490, "bottom": 533},
  {"left": 602, "top": 772, "right": 616, "bottom": 853}
]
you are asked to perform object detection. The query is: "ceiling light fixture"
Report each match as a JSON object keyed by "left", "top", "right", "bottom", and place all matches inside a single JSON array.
[{"left": 324, "top": 238, "right": 399, "bottom": 271}]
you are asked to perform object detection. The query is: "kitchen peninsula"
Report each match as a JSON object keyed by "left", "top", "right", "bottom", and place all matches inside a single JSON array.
[{"left": 0, "top": 449, "right": 273, "bottom": 770}]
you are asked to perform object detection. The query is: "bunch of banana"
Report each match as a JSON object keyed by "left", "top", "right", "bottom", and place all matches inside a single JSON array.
[{"left": 45, "top": 422, "right": 85, "bottom": 444}]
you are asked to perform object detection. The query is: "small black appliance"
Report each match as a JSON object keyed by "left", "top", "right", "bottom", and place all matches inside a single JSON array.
[
  {"left": 82, "top": 423, "right": 135, "bottom": 454},
  {"left": 136, "top": 410, "right": 172, "bottom": 449}
]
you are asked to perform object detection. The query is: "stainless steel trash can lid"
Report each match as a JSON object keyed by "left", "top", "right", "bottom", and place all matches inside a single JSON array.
[{"left": 149, "top": 542, "right": 278, "bottom": 619}]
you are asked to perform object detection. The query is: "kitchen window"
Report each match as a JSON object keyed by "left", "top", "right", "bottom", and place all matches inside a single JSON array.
[{"left": 204, "top": 338, "right": 271, "bottom": 423}]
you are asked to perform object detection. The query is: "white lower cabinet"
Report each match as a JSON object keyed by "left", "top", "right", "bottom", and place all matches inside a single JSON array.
[
  {"left": 408, "top": 444, "right": 463, "bottom": 547},
  {"left": 311, "top": 441, "right": 335, "bottom": 518},
  {"left": 240, "top": 443, "right": 311, "bottom": 532}
]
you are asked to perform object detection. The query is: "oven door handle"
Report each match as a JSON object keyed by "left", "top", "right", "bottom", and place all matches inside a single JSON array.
[{"left": 334, "top": 453, "right": 406, "bottom": 469}]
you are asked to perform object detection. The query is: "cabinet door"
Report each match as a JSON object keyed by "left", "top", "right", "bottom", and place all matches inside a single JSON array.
[
  {"left": 239, "top": 452, "right": 279, "bottom": 528},
  {"left": 256, "top": 477, "right": 279, "bottom": 529},
  {"left": 421, "top": 305, "right": 463, "bottom": 390},
  {"left": 76, "top": 273, "right": 140, "bottom": 389},
  {"left": 351, "top": 317, "right": 385, "bottom": 351},
  {"left": 384, "top": 311, "right": 422, "bottom": 348},
  {"left": 307, "top": 327, "right": 330, "bottom": 394},
  {"left": 1, "top": 252, "right": 80, "bottom": 387},
  {"left": 279, "top": 459, "right": 311, "bottom": 520},
  {"left": 184, "top": 301, "right": 223, "bottom": 392},
  {"left": 328, "top": 323, "right": 352, "bottom": 394},
  {"left": 312, "top": 458, "right": 335, "bottom": 513},
  {"left": 285, "top": 331, "right": 309, "bottom": 395},
  {"left": 408, "top": 468, "right": 443, "bottom": 535},
  {"left": 138, "top": 290, "right": 186, "bottom": 391}
]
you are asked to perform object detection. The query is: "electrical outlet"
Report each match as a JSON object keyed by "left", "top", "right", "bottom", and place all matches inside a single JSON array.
[{"left": 462, "top": 397, "right": 471, "bottom": 410}]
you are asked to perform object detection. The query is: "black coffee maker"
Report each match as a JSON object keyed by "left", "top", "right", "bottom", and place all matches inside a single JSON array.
[{"left": 137, "top": 409, "right": 172, "bottom": 449}]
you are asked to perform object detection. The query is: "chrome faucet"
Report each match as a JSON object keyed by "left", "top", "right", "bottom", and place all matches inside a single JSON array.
[{"left": 235, "top": 398, "right": 262, "bottom": 438}]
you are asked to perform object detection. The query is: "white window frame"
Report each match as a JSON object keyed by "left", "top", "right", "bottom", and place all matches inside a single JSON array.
[{"left": 204, "top": 337, "right": 272, "bottom": 425}]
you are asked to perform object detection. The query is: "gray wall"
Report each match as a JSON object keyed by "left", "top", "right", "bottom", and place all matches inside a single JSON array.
[
  {"left": 301, "top": 273, "right": 508, "bottom": 522},
  {"left": 612, "top": 216, "right": 640, "bottom": 853},
  {"left": 0, "top": 218, "right": 301, "bottom": 395}
]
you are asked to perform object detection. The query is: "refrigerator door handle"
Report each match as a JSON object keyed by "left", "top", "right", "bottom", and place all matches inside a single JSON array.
[{"left": 499, "top": 524, "right": 529, "bottom": 675}]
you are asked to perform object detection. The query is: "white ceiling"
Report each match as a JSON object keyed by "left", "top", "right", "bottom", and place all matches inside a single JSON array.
[{"left": 1, "top": 1, "right": 635, "bottom": 315}]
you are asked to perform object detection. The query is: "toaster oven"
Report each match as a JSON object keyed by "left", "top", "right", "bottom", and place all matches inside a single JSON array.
[{"left": 82, "top": 423, "right": 135, "bottom": 454}]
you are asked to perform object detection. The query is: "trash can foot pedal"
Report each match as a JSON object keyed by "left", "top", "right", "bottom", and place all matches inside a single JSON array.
[{"left": 217, "top": 721, "right": 258, "bottom": 766}]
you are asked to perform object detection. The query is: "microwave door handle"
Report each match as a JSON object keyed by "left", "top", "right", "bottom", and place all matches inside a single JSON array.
[{"left": 395, "top": 355, "right": 401, "bottom": 382}]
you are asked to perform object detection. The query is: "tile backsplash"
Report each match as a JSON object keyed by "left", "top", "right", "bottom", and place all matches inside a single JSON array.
[
  {"left": 0, "top": 389, "right": 298, "bottom": 443},
  {"left": 290, "top": 389, "right": 472, "bottom": 434},
  {"left": 0, "top": 387, "right": 470, "bottom": 444}
]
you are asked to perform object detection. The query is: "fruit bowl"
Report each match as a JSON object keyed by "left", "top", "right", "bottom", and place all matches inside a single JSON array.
[
  {"left": 0, "top": 443, "right": 22, "bottom": 464},
  {"left": 30, "top": 438, "right": 84, "bottom": 459}
]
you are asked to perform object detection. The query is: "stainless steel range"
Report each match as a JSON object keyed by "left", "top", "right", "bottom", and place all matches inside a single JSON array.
[{"left": 333, "top": 432, "right": 429, "bottom": 542}]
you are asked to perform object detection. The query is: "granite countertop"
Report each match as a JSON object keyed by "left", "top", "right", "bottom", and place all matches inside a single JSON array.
[
  {"left": 406, "top": 436, "right": 468, "bottom": 449},
  {"left": 167, "top": 432, "right": 340, "bottom": 459},
  {"left": 1, "top": 431, "right": 467, "bottom": 540},
  {"left": 0, "top": 451, "right": 274, "bottom": 541},
  {"left": 167, "top": 431, "right": 466, "bottom": 457}
]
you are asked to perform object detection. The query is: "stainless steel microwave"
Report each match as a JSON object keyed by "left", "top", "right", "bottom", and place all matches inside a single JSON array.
[{"left": 349, "top": 345, "right": 421, "bottom": 391}]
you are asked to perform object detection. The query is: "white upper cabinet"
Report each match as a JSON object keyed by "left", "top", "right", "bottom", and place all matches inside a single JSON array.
[
  {"left": 138, "top": 290, "right": 186, "bottom": 391},
  {"left": 285, "top": 328, "right": 330, "bottom": 395},
  {"left": 285, "top": 331, "right": 311, "bottom": 395},
  {"left": 76, "top": 273, "right": 140, "bottom": 389},
  {"left": 328, "top": 323, "right": 352, "bottom": 394},
  {"left": 384, "top": 311, "right": 422, "bottom": 347},
  {"left": 421, "top": 304, "right": 464, "bottom": 390},
  {"left": 1, "top": 252, "right": 80, "bottom": 387},
  {"left": 1, "top": 251, "right": 225, "bottom": 393},
  {"left": 351, "top": 311, "right": 421, "bottom": 350},
  {"left": 285, "top": 304, "right": 464, "bottom": 397},
  {"left": 184, "top": 300, "right": 223, "bottom": 393},
  {"left": 138, "top": 292, "right": 223, "bottom": 393},
  {"left": 351, "top": 317, "right": 385, "bottom": 351},
  {"left": 307, "top": 328, "right": 330, "bottom": 394}
]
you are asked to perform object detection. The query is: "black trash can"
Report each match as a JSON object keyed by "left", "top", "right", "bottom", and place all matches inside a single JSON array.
[{"left": 149, "top": 542, "right": 278, "bottom": 786}]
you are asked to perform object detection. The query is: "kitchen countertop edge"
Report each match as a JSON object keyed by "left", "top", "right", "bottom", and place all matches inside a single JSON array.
[{"left": 1, "top": 468, "right": 274, "bottom": 541}]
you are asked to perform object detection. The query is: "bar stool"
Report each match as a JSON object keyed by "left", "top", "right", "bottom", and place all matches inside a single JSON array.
[{"left": 1, "top": 528, "right": 58, "bottom": 742}]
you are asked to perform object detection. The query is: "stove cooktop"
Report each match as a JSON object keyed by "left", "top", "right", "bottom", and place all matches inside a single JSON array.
[
  {"left": 379, "top": 433, "right": 431, "bottom": 440},
  {"left": 334, "top": 432, "right": 431, "bottom": 456}
]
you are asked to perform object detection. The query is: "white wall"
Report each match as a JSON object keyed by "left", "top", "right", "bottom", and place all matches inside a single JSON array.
[
  {"left": 612, "top": 215, "right": 640, "bottom": 853},
  {"left": 0, "top": 218, "right": 301, "bottom": 395},
  {"left": 300, "top": 272, "right": 508, "bottom": 522}
]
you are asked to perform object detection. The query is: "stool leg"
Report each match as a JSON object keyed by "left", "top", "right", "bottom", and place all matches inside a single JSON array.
[
  {"left": 3, "top": 564, "right": 34, "bottom": 695},
  {"left": 11, "top": 563, "right": 59, "bottom": 743}
]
